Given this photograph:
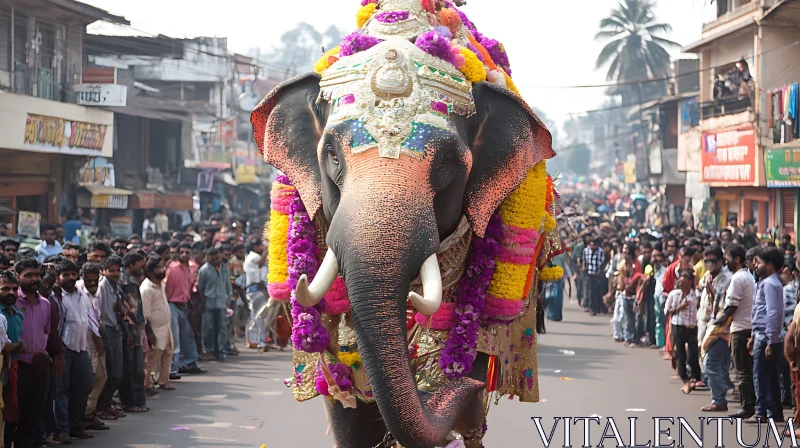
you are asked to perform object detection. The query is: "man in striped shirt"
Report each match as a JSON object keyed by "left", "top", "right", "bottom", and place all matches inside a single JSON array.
[
  {"left": 583, "top": 238, "right": 607, "bottom": 316},
  {"left": 665, "top": 269, "right": 701, "bottom": 395}
]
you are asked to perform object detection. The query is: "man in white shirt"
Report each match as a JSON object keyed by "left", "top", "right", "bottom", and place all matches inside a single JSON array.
[
  {"left": 141, "top": 256, "right": 174, "bottom": 392},
  {"left": 154, "top": 210, "right": 169, "bottom": 235},
  {"left": 665, "top": 269, "right": 701, "bottom": 394},
  {"left": 243, "top": 238, "right": 272, "bottom": 349},
  {"left": 54, "top": 259, "right": 95, "bottom": 439},
  {"left": 35, "top": 224, "right": 63, "bottom": 263},
  {"left": 719, "top": 244, "right": 757, "bottom": 418}
]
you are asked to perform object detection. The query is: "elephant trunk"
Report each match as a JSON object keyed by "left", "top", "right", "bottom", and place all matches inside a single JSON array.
[{"left": 327, "top": 190, "right": 483, "bottom": 448}]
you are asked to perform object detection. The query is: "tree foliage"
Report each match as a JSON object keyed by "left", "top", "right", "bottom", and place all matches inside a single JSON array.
[
  {"left": 595, "top": 0, "right": 679, "bottom": 82},
  {"left": 251, "top": 23, "right": 345, "bottom": 77}
]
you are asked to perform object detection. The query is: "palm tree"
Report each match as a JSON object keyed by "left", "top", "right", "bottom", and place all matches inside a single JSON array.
[{"left": 595, "top": 0, "right": 680, "bottom": 82}]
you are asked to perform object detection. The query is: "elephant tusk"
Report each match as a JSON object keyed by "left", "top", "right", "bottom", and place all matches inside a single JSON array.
[
  {"left": 296, "top": 248, "right": 339, "bottom": 307},
  {"left": 408, "top": 254, "right": 442, "bottom": 316}
]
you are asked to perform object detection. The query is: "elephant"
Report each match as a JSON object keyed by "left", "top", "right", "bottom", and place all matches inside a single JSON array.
[{"left": 251, "top": 2, "right": 555, "bottom": 447}]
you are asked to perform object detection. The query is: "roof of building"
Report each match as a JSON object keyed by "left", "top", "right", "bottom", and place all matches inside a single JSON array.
[{"left": 23, "top": 0, "right": 129, "bottom": 26}]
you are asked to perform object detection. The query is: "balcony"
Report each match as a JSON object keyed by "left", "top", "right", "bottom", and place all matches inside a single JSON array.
[
  {"left": 701, "top": 94, "right": 752, "bottom": 119},
  {"left": 11, "top": 63, "right": 61, "bottom": 102}
]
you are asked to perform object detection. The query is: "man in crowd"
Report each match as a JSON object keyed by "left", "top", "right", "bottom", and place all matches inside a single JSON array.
[
  {"left": 53, "top": 259, "right": 95, "bottom": 440},
  {"left": 96, "top": 255, "right": 125, "bottom": 421},
  {"left": 119, "top": 252, "right": 148, "bottom": 413},
  {"left": 1, "top": 240, "right": 19, "bottom": 264},
  {"left": 76, "top": 261, "right": 108, "bottom": 432},
  {"left": 86, "top": 242, "right": 110, "bottom": 264},
  {"left": 13, "top": 258, "right": 53, "bottom": 447},
  {"left": 783, "top": 253, "right": 800, "bottom": 433},
  {"left": 747, "top": 247, "right": 786, "bottom": 423},
  {"left": 0, "top": 270, "right": 25, "bottom": 447},
  {"left": 142, "top": 256, "right": 175, "bottom": 394},
  {"left": 35, "top": 224, "right": 62, "bottom": 263},
  {"left": 697, "top": 246, "right": 733, "bottom": 412},
  {"left": 197, "top": 248, "right": 232, "bottom": 362},
  {"left": 62, "top": 242, "right": 81, "bottom": 264},
  {"left": 165, "top": 243, "right": 205, "bottom": 376},
  {"left": 112, "top": 237, "right": 129, "bottom": 257},
  {"left": 665, "top": 270, "right": 701, "bottom": 395},
  {"left": 583, "top": 238, "right": 606, "bottom": 316}
]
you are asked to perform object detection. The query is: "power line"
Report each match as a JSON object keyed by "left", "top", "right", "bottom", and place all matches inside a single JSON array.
[{"left": 516, "top": 38, "right": 800, "bottom": 90}]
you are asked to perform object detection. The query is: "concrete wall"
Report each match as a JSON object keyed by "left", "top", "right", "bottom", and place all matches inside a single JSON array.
[{"left": 761, "top": 26, "right": 800, "bottom": 90}]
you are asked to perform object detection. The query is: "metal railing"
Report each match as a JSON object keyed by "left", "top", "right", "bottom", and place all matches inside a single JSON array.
[{"left": 11, "top": 63, "right": 60, "bottom": 101}]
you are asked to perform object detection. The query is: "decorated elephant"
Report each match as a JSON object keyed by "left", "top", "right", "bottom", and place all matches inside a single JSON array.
[{"left": 251, "top": 1, "right": 564, "bottom": 447}]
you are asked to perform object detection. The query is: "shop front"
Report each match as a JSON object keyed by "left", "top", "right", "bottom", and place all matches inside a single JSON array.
[
  {"left": 0, "top": 93, "right": 114, "bottom": 230},
  {"left": 77, "top": 186, "right": 133, "bottom": 237},
  {"left": 701, "top": 124, "right": 770, "bottom": 232},
  {"left": 765, "top": 146, "right": 800, "bottom": 238}
]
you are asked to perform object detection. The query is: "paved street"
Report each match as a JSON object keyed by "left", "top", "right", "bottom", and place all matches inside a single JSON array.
[{"left": 77, "top": 297, "right": 787, "bottom": 447}]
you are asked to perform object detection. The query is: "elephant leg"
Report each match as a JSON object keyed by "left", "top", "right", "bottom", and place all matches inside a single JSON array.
[
  {"left": 324, "top": 398, "right": 387, "bottom": 448},
  {"left": 453, "top": 353, "right": 490, "bottom": 445}
]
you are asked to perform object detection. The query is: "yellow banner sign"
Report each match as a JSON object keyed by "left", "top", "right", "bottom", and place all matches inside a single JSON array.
[{"left": 91, "top": 194, "right": 128, "bottom": 209}]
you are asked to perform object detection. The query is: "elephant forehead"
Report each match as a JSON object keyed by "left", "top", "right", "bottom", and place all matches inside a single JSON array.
[
  {"left": 320, "top": 40, "right": 473, "bottom": 160},
  {"left": 325, "top": 119, "right": 460, "bottom": 161}
]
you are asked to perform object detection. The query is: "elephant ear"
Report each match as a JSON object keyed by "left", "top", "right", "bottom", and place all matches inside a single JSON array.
[
  {"left": 465, "top": 82, "right": 555, "bottom": 238},
  {"left": 251, "top": 72, "right": 326, "bottom": 220}
]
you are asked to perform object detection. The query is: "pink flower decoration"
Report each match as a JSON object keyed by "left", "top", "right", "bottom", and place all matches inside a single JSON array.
[
  {"left": 431, "top": 101, "right": 449, "bottom": 117},
  {"left": 415, "top": 31, "right": 454, "bottom": 65},
  {"left": 340, "top": 94, "right": 356, "bottom": 105},
  {"left": 374, "top": 10, "right": 410, "bottom": 23}
]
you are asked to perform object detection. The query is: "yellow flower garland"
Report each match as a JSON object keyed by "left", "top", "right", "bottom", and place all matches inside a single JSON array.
[
  {"left": 356, "top": 3, "right": 376, "bottom": 28},
  {"left": 337, "top": 351, "right": 362, "bottom": 367},
  {"left": 459, "top": 48, "right": 486, "bottom": 84},
  {"left": 267, "top": 183, "right": 293, "bottom": 289},
  {"left": 487, "top": 161, "right": 548, "bottom": 302},
  {"left": 543, "top": 214, "right": 556, "bottom": 232},
  {"left": 314, "top": 46, "right": 341, "bottom": 75},
  {"left": 503, "top": 72, "right": 521, "bottom": 96},
  {"left": 539, "top": 266, "right": 564, "bottom": 282}
]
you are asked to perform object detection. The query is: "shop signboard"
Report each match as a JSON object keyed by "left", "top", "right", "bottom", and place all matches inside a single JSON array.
[
  {"left": 73, "top": 84, "right": 127, "bottom": 107},
  {"left": 110, "top": 216, "right": 132, "bottom": 237},
  {"left": 79, "top": 157, "right": 115, "bottom": 187},
  {"left": 701, "top": 125, "right": 756, "bottom": 186},
  {"left": 764, "top": 147, "right": 800, "bottom": 187},
  {"left": 17, "top": 211, "right": 40, "bottom": 238},
  {"left": 23, "top": 114, "right": 107, "bottom": 156},
  {"left": 91, "top": 194, "right": 128, "bottom": 209}
]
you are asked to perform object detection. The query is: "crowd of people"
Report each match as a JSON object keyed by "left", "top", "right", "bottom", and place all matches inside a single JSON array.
[
  {"left": 0, "top": 219, "right": 282, "bottom": 447},
  {"left": 549, "top": 211, "right": 800, "bottom": 428}
]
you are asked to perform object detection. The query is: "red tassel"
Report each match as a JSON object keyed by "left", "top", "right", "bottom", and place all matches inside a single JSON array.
[{"left": 486, "top": 355, "right": 498, "bottom": 392}]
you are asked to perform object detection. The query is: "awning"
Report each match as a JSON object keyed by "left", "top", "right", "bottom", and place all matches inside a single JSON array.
[
  {"left": 682, "top": 20, "right": 754, "bottom": 53},
  {"left": 163, "top": 193, "right": 193, "bottom": 211},
  {"left": 82, "top": 185, "right": 132, "bottom": 209},
  {"left": 131, "top": 190, "right": 166, "bottom": 209},
  {"left": 103, "top": 105, "right": 188, "bottom": 123},
  {"left": 83, "top": 185, "right": 133, "bottom": 196}
]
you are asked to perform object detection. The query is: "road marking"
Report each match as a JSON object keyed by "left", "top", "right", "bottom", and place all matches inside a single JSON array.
[
  {"left": 257, "top": 391, "right": 283, "bottom": 396},
  {"left": 201, "top": 394, "right": 228, "bottom": 399},
  {"left": 559, "top": 350, "right": 576, "bottom": 355},
  {"left": 625, "top": 408, "right": 647, "bottom": 412},
  {"left": 191, "top": 436, "right": 239, "bottom": 442},
  {"left": 191, "top": 422, "right": 232, "bottom": 428}
]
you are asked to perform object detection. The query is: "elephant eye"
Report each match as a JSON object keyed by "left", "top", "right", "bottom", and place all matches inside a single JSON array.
[
  {"left": 440, "top": 152, "right": 456, "bottom": 167},
  {"left": 326, "top": 144, "right": 339, "bottom": 166}
]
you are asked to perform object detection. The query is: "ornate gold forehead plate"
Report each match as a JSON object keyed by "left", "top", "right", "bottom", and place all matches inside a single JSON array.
[{"left": 318, "top": 39, "right": 475, "bottom": 160}]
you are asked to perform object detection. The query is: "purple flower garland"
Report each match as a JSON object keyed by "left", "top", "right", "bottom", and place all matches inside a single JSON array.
[
  {"left": 438, "top": 214, "right": 503, "bottom": 379},
  {"left": 288, "top": 191, "right": 330, "bottom": 353}
]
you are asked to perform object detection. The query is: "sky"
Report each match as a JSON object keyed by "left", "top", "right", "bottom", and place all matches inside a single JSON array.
[{"left": 83, "top": 0, "right": 717, "bottom": 137}]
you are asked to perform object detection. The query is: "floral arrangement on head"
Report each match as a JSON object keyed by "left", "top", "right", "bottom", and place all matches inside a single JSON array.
[{"left": 314, "top": 0, "right": 518, "bottom": 96}]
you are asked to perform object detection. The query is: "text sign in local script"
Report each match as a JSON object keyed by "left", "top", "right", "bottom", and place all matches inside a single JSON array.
[{"left": 74, "top": 84, "right": 127, "bottom": 107}]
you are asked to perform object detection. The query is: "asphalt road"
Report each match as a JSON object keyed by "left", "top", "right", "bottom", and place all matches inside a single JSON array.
[{"left": 76, "top": 297, "right": 790, "bottom": 447}]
